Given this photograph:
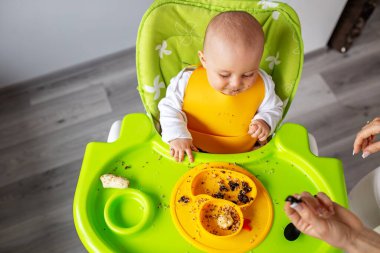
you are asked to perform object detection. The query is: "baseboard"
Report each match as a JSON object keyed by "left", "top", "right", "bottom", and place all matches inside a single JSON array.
[{"left": 304, "top": 47, "right": 330, "bottom": 61}]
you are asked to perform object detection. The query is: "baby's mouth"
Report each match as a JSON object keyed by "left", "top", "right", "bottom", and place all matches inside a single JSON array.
[
  {"left": 221, "top": 89, "right": 242, "bottom": 96},
  {"left": 229, "top": 90, "right": 240, "bottom": 95}
]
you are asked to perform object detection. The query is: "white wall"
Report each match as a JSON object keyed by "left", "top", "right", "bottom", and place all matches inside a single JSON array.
[
  {"left": 0, "top": 0, "right": 346, "bottom": 88},
  {"left": 281, "top": 0, "right": 347, "bottom": 53},
  {"left": 0, "top": 0, "right": 153, "bottom": 88}
]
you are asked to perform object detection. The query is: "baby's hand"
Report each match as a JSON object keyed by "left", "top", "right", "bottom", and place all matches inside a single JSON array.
[
  {"left": 169, "top": 138, "right": 199, "bottom": 163},
  {"left": 248, "top": 119, "right": 271, "bottom": 142}
]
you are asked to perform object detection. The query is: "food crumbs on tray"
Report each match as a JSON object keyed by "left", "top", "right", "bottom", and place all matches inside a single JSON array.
[
  {"left": 242, "top": 181, "right": 252, "bottom": 193},
  {"left": 178, "top": 195, "right": 190, "bottom": 203},
  {"left": 212, "top": 192, "right": 224, "bottom": 199},
  {"left": 228, "top": 180, "right": 239, "bottom": 191},
  {"left": 238, "top": 190, "right": 250, "bottom": 204},
  {"left": 219, "top": 184, "right": 229, "bottom": 192},
  {"left": 100, "top": 174, "right": 129, "bottom": 189}
]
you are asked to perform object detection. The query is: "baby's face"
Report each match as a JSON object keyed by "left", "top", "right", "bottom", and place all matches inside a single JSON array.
[{"left": 199, "top": 39, "right": 263, "bottom": 96}]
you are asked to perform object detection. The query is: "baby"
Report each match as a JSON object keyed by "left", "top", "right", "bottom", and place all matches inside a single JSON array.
[{"left": 158, "top": 11, "right": 283, "bottom": 162}]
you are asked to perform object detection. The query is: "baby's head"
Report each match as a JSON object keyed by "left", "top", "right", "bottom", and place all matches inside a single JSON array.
[{"left": 198, "top": 11, "right": 264, "bottom": 96}]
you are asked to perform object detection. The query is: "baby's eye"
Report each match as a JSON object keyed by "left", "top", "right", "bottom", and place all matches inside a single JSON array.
[
  {"left": 219, "top": 73, "right": 230, "bottom": 78},
  {"left": 242, "top": 73, "right": 254, "bottom": 78}
]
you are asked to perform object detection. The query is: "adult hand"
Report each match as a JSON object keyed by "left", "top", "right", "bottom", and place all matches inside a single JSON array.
[
  {"left": 169, "top": 138, "right": 198, "bottom": 162},
  {"left": 284, "top": 192, "right": 364, "bottom": 251},
  {"left": 353, "top": 117, "right": 380, "bottom": 158}
]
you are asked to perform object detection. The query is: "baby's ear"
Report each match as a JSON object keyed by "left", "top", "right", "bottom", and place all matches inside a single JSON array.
[{"left": 198, "top": 51, "right": 206, "bottom": 67}]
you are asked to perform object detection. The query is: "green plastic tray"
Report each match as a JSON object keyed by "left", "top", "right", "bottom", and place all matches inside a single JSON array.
[{"left": 73, "top": 113, "right": 347, "bottom": 253}]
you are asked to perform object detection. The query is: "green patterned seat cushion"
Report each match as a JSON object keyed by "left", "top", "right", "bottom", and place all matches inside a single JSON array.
[{"left": 136, "top": 0, "right": 303, "bottom": 129}]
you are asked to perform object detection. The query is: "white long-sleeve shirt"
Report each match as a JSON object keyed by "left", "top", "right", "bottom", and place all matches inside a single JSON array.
[{"left": 158, "top": 68, "right": 283, "bottom": 143}]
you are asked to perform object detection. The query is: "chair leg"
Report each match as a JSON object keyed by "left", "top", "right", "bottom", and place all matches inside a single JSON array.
[
  {"left": 308, "top": 133, "right": 319, "bottom": 156},
  {"left": 349, "top": 167, "right": 380, "bottom": 230},
  {"left": 107, "top": 120, "right": 122, "bottom": 143}
]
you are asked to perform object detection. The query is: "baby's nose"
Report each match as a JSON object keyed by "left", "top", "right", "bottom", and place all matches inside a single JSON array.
[{"left": 229, "top": 77, "right": 242, "bottom": 88}]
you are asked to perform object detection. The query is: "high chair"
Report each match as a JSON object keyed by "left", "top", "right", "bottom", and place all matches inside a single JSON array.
[{"left": 73, "top": 1, "right": 347, "bottom": 252}]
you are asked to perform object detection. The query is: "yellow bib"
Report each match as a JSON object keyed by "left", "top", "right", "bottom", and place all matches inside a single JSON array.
[{"left": 182, "top": 67, "right": 265, "bottom": 153}]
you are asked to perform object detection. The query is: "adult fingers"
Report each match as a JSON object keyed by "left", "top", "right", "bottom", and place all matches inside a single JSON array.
[
  {"left": 170, "top": 147, "right": 175, "bottom": 157},
  {"left": 361, "top": 138, "right": 369, "bottom": 152},
  {"left": 301, "top": 192, "right": 332, "bottom": 218},
  {"left": 353, "top": 134, "right": 365, "bottom": 155},
  {"left": 285, "top": 194, "right": 327, "bottom": 238},
  {"left": 369, "top": 135, "right": 375, "bottom": 144},
  {"left": 185, "top": 148, "right": 194, "bottom": 163},
  {"left": 353, "top": 123, "right": 380, "bottom": 154},
  {"left": 363, "top": 141, "right": 380, "bottom": 158},
  {"left": 354, "top": 122, "right": 373, "bottom": 154},
  {"left": 300, "top": 192, "right": 320, "bottom": 216},
  {"left": 316, "top": 192, "right": 334, "bottom": 216},
  {"left": 290, "top": 201, "right": 321, "bottom": 232},
  {"left": 284, "top": 201, "right": 302, "bottom": 226}
]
